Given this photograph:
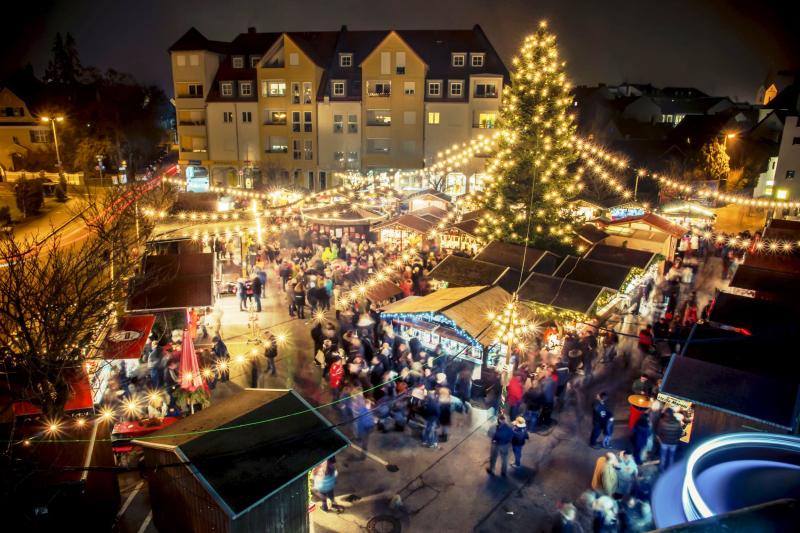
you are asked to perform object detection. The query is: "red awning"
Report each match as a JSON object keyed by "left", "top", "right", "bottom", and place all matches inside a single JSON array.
[
  {"left": 13, "top": 372, "right": 94, "bottom": 416},
  {"left": 101, "top": 314, "right": 156, "bottom": 360}
]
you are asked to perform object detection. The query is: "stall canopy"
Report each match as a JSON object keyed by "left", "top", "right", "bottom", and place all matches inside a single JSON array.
[
  {"left": 584, "top": 243, "right": 656, "bottom": 269},
  {"left": 517, "top": 273, "right": 608, "bottom": 315},
  {"left": 661, "top": 326, "right": 800, "bottom": 432},
  {"left": 474, "top": 241, "right": 562, "bottom": 274},
  {"left": 429, "top": 254, "right": 519, "bottom": 292},
  {"left": 99, "top": 314, "right": 156, "bottom": 360},
  {"left": 364, "top": 279, "right": 404, "bottom": 304},
  {"left": 576, "top": 223, "right": 608, "bottom": 246},
  {"left": 408, "top": 205, "right": 448, "bottom": 220},
  {"left": 552, "top": 256, "right": 636, "bottom": 291},
  {"left": 707, "top": 291, "right": 799, "bottom": 336},
  {"left": 134, "top": 389, "right": 348, "bottom": 518},
  {"left": 127, "top": 253, "right": 215, "bottom": 311}
]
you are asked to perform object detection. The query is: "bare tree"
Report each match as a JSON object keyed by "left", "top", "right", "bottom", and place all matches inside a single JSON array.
[{"left": 0, "top": 181, "right": 175, "bottom": 416}]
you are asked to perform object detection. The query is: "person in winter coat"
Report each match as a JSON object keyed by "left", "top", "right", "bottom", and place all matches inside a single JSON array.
[
  {"left": 353, "top": 396, "right": 375, "bottom": 458},
  {"left": 438, "top": 388, "right": 453, "bottom": 442},
  {"left": 615, "top": 451, "right": 638, "bottom": 497},
  {"left": 312, "top": 458, "right": 343, "bottom": 513},
  {"left": 511, "top": 416, "right": 529, "bottom": 467},
  {"left": 590, "top": 392, "right": 613, "bottom": 448},
  {"left": 631, "top": 412, "right": 652, "bottom": 464},
  {"left": 329, "top": 354, "right": 344, "bottom": 403},
  {"left": 251, "top": 275, "right": 263, "bottom": 312},
  {"left": 422, "top": 390, "right": 440, "bottom": 448},
  {"left": 487, "top": 415, "right": 514, "bottom": 477},
  {"left": 656, "top": 408, "right": 683, "bottom": 471},
  {"left": 619, "top": 496, "right": 654, "bottom": 532},
  {"left": 506, "top": 373, "right": 524, "bottom": 419},
  {"left": 264, "top": 332, "right": 278, "bottom": 376},
  {"left": 211, "top": 336, "right": 230, "bottom": 382},
  {"left": 293, "top": 281, "right": 307, "bottom": 319}
]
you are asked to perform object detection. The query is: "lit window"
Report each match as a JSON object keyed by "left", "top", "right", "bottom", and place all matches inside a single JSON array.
[
  {"left": 176, "top": 55, "right": 186, "bottom": 67},
  {"left": 266, "top": 110, "right": 286, "bottom": 124},
  {"left": 452, "top": 53, "right": 466, "bottom": 67},
  {"left": 449, "top": 81, "right": 463, "bottom": 97},
  {"left": 339, "top": 53, "right": 353, "bottom": 67},
  {"left": 332, "top": 81, "right": 346, "bottom": 96},
  {"left": 303, "top": 82, "right": 312, "bottom": 104},
  {"left": 29, "top": 130, "right": 50, "bottom": 143},
  {"left": 232, "top": 56, "right": 244, "bottom": 68},
  {"left": 367, "top": 109, "right": 391, "bottom": 126},
  {"left": 476, "top": 112, "right": 496, "bottom": 128},
  {"left": 221, "top": 82, "right": 233, "bottom": 97},
  {"left": 263, "top": 80, "right": 286, "bottom": 97},
  {"left": 267, "top": 136, "right": 288, "bottom": 153},
  {"left": 427, "top": 112, "right": 440, "bottom": 125},
  {"left": 776, "top": 189, "right": 789, "bottom": 200},
  {"left": 427, "top": 81, "right": 441, "bottom": 97},
  {"left": 471, "top": 53, "right": 485, "bottom": 67}
]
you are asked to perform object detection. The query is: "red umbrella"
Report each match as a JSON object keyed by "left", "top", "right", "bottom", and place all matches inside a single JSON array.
[{"left": 179, "top": 328, "right": 205, "bottom": 392}]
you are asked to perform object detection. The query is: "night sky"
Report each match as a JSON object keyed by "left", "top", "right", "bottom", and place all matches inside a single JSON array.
[{"left": 2, "top": 0, "right": 798, "bottom": 101}]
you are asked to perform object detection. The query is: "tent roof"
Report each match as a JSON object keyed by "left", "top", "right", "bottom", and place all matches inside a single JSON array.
[
  {"left": 428, "top": 255, "right": 515, "bottom": 289},
  {"left": 474, "top": 241, "right": 561, "bottom": 273},
  {"left": 365, "top": 279, "right": 403, "bottom": 303},
  {"left": 380, "top": 285, "right": 486, "bottom": 315},
  {"left": 134, "top": 389, "right": 348, "bottom": 517},
  {"left": 552, "top": 256, "right": 635, "bottom": 290}
]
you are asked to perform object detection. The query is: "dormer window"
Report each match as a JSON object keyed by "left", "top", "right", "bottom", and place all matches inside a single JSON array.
[
  {"left": 332, "top": 80, "right": 346, "bottom": 97},
  {"left": 471, "top": 53, "right": 485, "bottom": 67},
  {"left": 221, "top": 82, "right": 233, "bottom": 97},
  {"left": 339, "top": 53, "right": 353, "bottom": 67},
  {"left": 232, "top": 56, "right": 244, "bottom": 69},
  {"left": 250, "top": 56, "right": 260, "bottom": 68},
  {"left": 452, "top": 53, "right": 466, "bottom": 67},
  {"left": 240, "top": 81, "right": 252, "bottom": 97}
]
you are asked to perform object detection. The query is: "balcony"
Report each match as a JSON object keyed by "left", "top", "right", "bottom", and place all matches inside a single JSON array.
[
  {"left": 366, "top": 82, "right": 391, "bottom": 97},
  {"left": 178, "top": 119, "right": 206, "bottom": 126},
  {"left": 265, "top": 147, "right": 288, "bottom": 154}
]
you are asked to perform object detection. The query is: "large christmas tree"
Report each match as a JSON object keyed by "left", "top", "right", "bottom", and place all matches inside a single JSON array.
[{"left": 474, "top": 21, "right": 580, "bottom": 252}]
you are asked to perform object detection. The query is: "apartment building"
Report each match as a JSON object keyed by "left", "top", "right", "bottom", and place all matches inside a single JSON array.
[
  {"left": 169, "top": 25, "right": 508, "bottom": 193},
  {"left": 0, "top": 87, "right": 53, "bottom": 173}
]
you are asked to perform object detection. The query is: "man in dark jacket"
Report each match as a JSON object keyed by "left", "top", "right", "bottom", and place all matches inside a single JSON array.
[
  {"left": 656, "top": 408, "right": 683, "bottom": 471},
  {"left": 264, "top": 333, "right": 278, "bottom": 376},
  {"left": 212, "top": 336, "right": 230, "bottom": 382},
  {"left": 589, "top": 391, "right": 613, "bottom": 449},
  {"left": 487, "top": 415, "right": 514, "bottom": 476},
  {"left": 422, "top": 391, "right": 440, "bottom": 448},
  {"left": 251, "top": 275, "right": 263, "bottom": 312}
]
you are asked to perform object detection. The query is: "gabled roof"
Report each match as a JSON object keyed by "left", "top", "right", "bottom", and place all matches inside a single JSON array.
[
  {"left": 552, "top": 256, "right": 635, "bottom": 290},
  {"left": 474, "top": 241, "right": 561, "bottom": 273},
  {"left": 168, "top": 27, "right": 228, "bottom": 53},
  {"left": 707, "top": 291, "right": 799, "bottom": 335},
  {"left": 408, "top": 188, "right": 452, "bottom": 203},
  {"left": 301, "top": 205, "right": 387, "bottom": 225},
  {"left": 134, "top": 389, "right": 348, "bottom": 517},
  {"left": 286, "top": 32, "right": 340, "bottom": 68},
  {"left": 604, "top": 212, "right": 687, "bottom": 237},
  {"left": 428, "top": 254, "right": 514, "bottom": 289},
  {"left": 585, "top": 244, "right": 656, "bottom": 269},
  {"left": 374, "top": 213, "right": 436, "bottom": 234},
  {"left": 408, "top": 205, "right": 449, "bottom": 219},
  {"left": 576, "top": 224, "right": 608, "bottom": 245}
]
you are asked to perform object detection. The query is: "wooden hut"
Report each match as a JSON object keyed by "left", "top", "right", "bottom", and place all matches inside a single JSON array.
[
  {"left": 407, "top": 189, "right": 452, "bottom": 213},
  {"left": 301, "top": 204, "right": 387, "bottom": 241},
  {"left": 374, "top": 213, "right": 437, "bottom": 247},
  {"left": 134, "top": 389, "right": 348, "bottom": 533}
]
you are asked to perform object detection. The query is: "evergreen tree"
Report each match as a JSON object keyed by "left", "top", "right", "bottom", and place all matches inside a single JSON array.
[
  {"left": 14, "top": 175, "right": 44, "bottom": 218},
  {"left": 473, "top": 22, "right": 579, "bottom": 252},
  {"left": 698, "top": 140, "right": 730, "bottom": 183},
  {"left": 44, "top": 32, "right": 83, "bottom": 85}
]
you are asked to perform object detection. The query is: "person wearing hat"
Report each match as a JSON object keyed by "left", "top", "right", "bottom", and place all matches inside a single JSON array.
[{"left": 511, "top": 416, "right": 530, "bottom": 468}]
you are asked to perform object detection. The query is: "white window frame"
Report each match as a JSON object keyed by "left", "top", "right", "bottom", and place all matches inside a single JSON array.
[
  {"left": 303, "top": 82, "right": 312, "bottom": 104},
  {"left": 449, "top": 80, "right": 463, "bottom": 97},
  {"left": 339, "top": 53, "right": 353, "bottom": 67},
  {"left": 292, "top": 140, "right": 302, "bottom": 160},
  {"left": 223, "top": 111, "right": 234, "bottom": 123},
  {"left": 427, "top": 81, "right": 442, "bottom": 97},
  {"left": 347, "top": 114, "right": 358, "bottom": 133},
  {"left": 220, "top": 82, "right": 233, "bottom": 97},
  {"left": 232, "top": 56, "right": 244, "bottom": 68},
  {"left": 333, "top": 115, "right": 344, "bottom": 133},
  {"left": 471, "top": 53, "right": 485, "bottom": 67},
  {"left": 427, "top": 112, "right": 440, "bottom": 125},
  {"left": 474, "top": 82, "right": 497, "bottom": 98},
  {"left": 451, "top": 53, "right": 466, "bottom": 67},
  {"left": 242, "top": 111, "right": 252, "bottom": 123},
  {"left": 332, "top": 80, "right": 346, "bottom": 97},
  {"left": 239, "top": 81, "right": 252, "bottom": 97},
  {"left": 292, "top": 111, "right": 301, "bottom": 132},
  {"left": 303, "top": 111, "right": 313, "bottom": 132},
  {"left": 291, "top": 82, "right": 301, "bottom": 104},
  {"left": 263, "top": 80, "right": 286, "bottom": 97}
]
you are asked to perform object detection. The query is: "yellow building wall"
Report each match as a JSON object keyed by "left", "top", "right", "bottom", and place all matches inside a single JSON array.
[
  {"left": 258, "top": 35, "right": 323, "bottom": 188},
  {"left": 360, "top": 32, "right": 426, "bottom": 171}
]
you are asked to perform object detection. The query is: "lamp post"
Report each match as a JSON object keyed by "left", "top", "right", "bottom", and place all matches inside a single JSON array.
[{"left": 40, "top": 116, "right": 65, "bottom": 175}]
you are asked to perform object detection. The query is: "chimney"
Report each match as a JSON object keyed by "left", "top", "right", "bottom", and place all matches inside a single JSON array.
[{"left": 247, "top": 26, "right": 256, "bottom": 34}]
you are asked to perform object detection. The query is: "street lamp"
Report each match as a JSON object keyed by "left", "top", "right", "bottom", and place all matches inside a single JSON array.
[{"left": 40, "top": 115, "right": 65, "bottom": 174}]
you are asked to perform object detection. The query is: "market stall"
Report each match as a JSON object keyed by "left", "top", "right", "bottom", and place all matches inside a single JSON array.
[
  {"left": 301, "top": 204, "right": 387, "bottom": 242},
  {"left": 658, "top": 200, "right": 716, "bottom": 228},
  {"left": 374, "top": 213, "right": 437, "bottom": 248},
  {"left": 407, "top": 189, "right": 453, "bottom": 213},
  {"left": 599, "top": 212, "right": 686, "bottom": 261}
]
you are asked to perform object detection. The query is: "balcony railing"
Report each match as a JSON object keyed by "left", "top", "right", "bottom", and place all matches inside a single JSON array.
[
  {"left": 264, "top": 119, "right": 287, "bottom": 125},
  {"left": 265, "top": 147, "right": 288, "bottom": 154},
  {"left": 179, "top": 120, "right": 206, "bottom": 126}
]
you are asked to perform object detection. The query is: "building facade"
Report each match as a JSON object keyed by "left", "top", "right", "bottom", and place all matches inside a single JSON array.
[
  {"left": 169, "top": 25, "right": 508, "bottom": 193},
  {"left": 0, "top": 87, "right": 53, "bottom": 174},
  {"left": 772, "top": 116, "right": 800, "bottom": 204}
]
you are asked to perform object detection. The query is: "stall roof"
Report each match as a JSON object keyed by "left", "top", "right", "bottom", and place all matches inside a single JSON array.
[
  {"left": 134, "top": 389, "right": 348, "bottom": 517},
  {"left": 447, "top": 218, "right": 480, "bottom": 237},
  {"left": 517, "top": 273, "right": 606, "bottom": 314},
  {"left": 374, "top": 213, "right": 436, "bottom": 234},
  {"left": 127, "top": 253, "right": 214, "bottom": 311},
  {"left": 603, "top": 212, "right": 687, "bottom": 237},
  {"left": 380, "top": 285, "right": 486, "bottom": 315},
  {"left": 429, "top": 255, "right": 518, "bottom": 291},
  {"left": 764, "top": 218, "right": 800, "bottom": 239},
  {"left": 365, "top": 279, "right": 404, "bottom": 303},
  {"left": 585, "top": 243, "right": 656, "bottom": 268},
  {"left": 739, "top": 251, "right": 800, "bottom": 273},
  {"left": 301, "top": 205, "right": 387, "bottom": 225},
  {"left": 576, "top": 224, "right": 608, "bottom": 245},
  {"left": 474, "top": 241, "right": 561, "bottom": 273},
  {"left": 728, "top": 264, "right": 800, "bottom": 297},
  {"left": 707, "top": 291, "right": 799, "bottom": 335},
  {"left": 552, "top": 256, "right": 635, "bottom": 290},
  {"left": 407, "top": 188, "right": 452, "bottom": 202},
  {"left": 661, "top": 327, "right": 800, "bottom": 430},
  {"left": 408, "top": 205, "right": 448, "bottom": 219}
]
